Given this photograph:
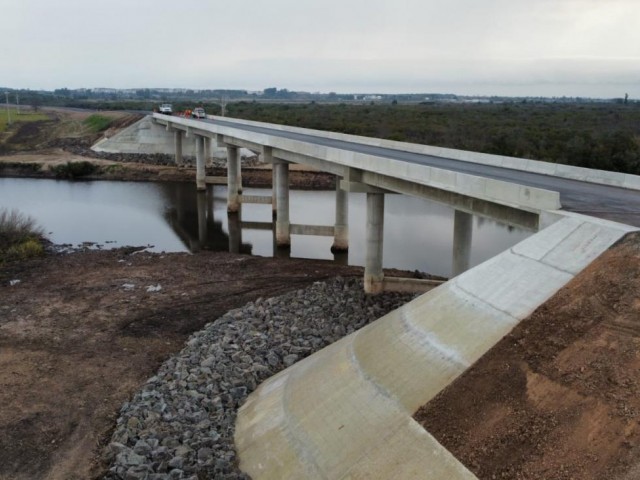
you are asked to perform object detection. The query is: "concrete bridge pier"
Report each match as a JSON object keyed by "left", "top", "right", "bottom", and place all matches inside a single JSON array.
[
  {"left": 204, "top": 137, "right": 212, "bottom": 167},
  {"left": 331, "top": 179, "right": 349, "bottom": 252},
  {"left": 228, "top": 211, "right": 242, "bottom": 254},
  {"left": 227, "top": 145, "right": 241, "bottom": 213},
  {"left": 260, "top": 146, "right": 278, "bottom": 218},
  {"left": 452, "top": 210, "right": 473, "bottom": 277},
  {"left": 274, "top": 159, "right": 291, "bottom": 248},
  {"left": 174, "top": 130, "right": 183, "bottom": 166},
  {"left": 195, "top": 135, "right": 206, "bottom": 191},
  {"left": 197, "top": 190, "right": 207, "bottom": 249},
  {"left": 364, "top": 192, "right": 385, "bottom": 294}
]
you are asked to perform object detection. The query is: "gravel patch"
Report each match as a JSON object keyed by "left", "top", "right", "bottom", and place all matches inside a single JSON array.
[{"left": 103, "top": 277, "right": 415, "bottom": 480}]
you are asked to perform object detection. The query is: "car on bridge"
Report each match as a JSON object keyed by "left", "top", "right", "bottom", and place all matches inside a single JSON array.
[
  {"left": 158, "top": 103, "right": 173, "bottom": 115},
  {"left": 191, "top": 107, "right": 206, "bottom": 119}
]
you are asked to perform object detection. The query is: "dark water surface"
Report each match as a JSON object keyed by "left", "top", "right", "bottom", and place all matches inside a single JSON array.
[{"left": 0, "top": 178, "right": 530, "bottom": 277}]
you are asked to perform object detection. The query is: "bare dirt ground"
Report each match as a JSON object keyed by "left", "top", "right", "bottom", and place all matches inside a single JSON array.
[
  {"left": 415, "top": 231, "right": 640, "bottom": 480},
  {"left": 0, "top": 249, "right": 372, "bottom": 480},
  {"left": 4, "top": 108, "right": 640, "bottom": 480}
]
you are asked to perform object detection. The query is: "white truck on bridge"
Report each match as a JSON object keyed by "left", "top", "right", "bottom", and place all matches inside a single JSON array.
[{"left": 158, "top": 103, "right": 172, "bottom": 115}]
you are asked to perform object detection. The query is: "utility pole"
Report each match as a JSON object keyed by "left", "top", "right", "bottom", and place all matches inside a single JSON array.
[
  {"left": 219, "top": 96, "right": 227, "bottom": 117},
  {"left": 16, "top": 93, "right": 20, "bottom": 115},
  {"left": 4, "top": 91, "right": 11, "bottom": 125}
]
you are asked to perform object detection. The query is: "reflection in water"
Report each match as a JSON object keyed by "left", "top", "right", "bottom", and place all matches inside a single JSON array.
[
  {"left": 160, "top": 183, "right": 253, "bottom": 254},
  {"left": 0, "top": 178, "right": 531, "bottom": 277}
]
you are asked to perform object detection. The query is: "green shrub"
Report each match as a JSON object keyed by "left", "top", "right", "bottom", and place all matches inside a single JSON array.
[
  {"left": 52, "top": 161, "right": 97, "bottom": 179},
  {"left": 5, "top": 238, "right": 44, "bottom": 260},
  {"left": 0, "top": 162, "right": 42, "bottom": 173},
  {"left": 84, "top": 114, "right": 113, "bottom": 133},
  {"left": 0, "top": 209, "right": 45, "bottom": 262}
]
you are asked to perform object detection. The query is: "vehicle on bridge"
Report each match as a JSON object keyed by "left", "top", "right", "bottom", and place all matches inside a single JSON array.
[
  {"left": 158, "top": 103, "right": 173, "bottom": 115},
  {"left": 191, "top": 107, "right": 206, "bottom": 119}
]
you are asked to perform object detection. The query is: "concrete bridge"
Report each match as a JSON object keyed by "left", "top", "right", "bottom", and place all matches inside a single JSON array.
[{"left": 95, "top": 114, "right": 640, "bottom": 479}]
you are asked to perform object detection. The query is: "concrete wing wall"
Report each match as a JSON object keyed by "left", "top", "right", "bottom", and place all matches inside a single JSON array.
[
  {"left": 91, "top": 116, "right": 196, "bottom": 156},
  {"left": 234, "top": 213, "right": 636, "bottom": 479}
]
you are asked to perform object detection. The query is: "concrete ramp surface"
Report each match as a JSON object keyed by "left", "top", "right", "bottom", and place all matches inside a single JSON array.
[{"left": 234, "top": 213, "right": 636, "bottom": 479}]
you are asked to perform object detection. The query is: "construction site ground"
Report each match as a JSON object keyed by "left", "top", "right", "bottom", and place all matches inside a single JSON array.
[{"left": 2, "top": 108, "right": 640, "bottom": 479}]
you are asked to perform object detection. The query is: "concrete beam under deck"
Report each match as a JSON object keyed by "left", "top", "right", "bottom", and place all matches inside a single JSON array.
[
  {"left": 271, "top": 148, "right": 348, "bottom": 177},
  {"left": 290, "top": 224, "right": 335, "bottom": 236},
  {"left": 218, "top": 134, "right": 266, "bottom": 153},
  {"left": 358, "top": 169, "right": 540, "bottom": 231}
]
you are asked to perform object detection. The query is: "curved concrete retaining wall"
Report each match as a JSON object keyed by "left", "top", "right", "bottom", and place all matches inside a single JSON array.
[
  {"left": 235, "top": 213, "right": 636, "bottom": 479},
  {"left": 212, "top": 116, "right": 640, "bottom": 191}
]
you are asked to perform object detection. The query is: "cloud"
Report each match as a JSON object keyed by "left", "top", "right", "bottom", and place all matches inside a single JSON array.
[{"left": 3, "top": 0, "right": 640, "bottom": 97}]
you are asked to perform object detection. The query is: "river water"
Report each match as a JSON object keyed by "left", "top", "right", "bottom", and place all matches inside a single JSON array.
[{"left": 0, "top": 178, "right": 530, "bottom": 278}]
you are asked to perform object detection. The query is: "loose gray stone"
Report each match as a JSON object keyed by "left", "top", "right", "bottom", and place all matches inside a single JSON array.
[
  {"left": 283, "top": 354, "right": 299, "bottom": 367},
  {"left": 102, "top": 278, "right": 415, "bottom": 479}
]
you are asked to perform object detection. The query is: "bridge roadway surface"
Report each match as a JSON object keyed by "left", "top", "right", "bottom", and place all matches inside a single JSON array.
[{"left": 205, "top": 117, "right": 640, "bottom": 227}]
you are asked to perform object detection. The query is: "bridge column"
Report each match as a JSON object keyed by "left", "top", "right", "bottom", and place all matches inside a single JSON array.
[
  {"left": 196, "top": 135, "right": 206, "bottom": 190},
  {"left": 274, "top": 159, "right": 290, "bottom": 248},
  {"left": 228, "top": 212, "right": 242, "bottom": 254},
  {"left": 227, "top": 145, "right": 240, "bottom": 212},
  {"left": 452, "top": 210, "right": 473, "bottom": 277},
  {"left": 204, "top": 137, "right": 211, "bottom": 165},
  {"left": 331, "top": 178, "right": 349, "bottom": 252},
  {"left": 262, "top": 146, "right": 277, "bottom": 217},
  {"left": 174, "top": 130, "right": 183, "bottom": 166},
  {"left": 197, "top": 190, "right": 207, "bottom": 249},
  {"left": 364, "top": 192, "right": 385, "bottom": 294}
]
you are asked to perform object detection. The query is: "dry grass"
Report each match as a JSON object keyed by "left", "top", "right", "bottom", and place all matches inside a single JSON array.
[{"left": 0, "top": 208, "right": 45, "bottom": 261}]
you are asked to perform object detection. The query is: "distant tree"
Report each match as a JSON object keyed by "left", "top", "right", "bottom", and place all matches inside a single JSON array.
[
  {"left": 54, "top": 88, "right": 71, "bottom": 98},
  {"left": 30, "top": 93, "right": 42, "bottom": 112},
  {"left": 625, "top": 93, "right": 629, "bottom": 104}
]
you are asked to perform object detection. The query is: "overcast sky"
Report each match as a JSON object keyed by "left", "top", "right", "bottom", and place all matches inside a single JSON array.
[{"left": 3, "top": 0, "right": 639, "bottom": 98}]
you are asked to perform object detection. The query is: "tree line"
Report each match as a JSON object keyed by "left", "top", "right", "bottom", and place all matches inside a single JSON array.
[{"left": 226, "top": 102, "right": 640, "bottom": 175}]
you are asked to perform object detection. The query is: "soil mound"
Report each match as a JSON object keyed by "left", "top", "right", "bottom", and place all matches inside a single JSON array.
[{"left": 415, "top": 231, "right": 640, "bottom": 480}]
